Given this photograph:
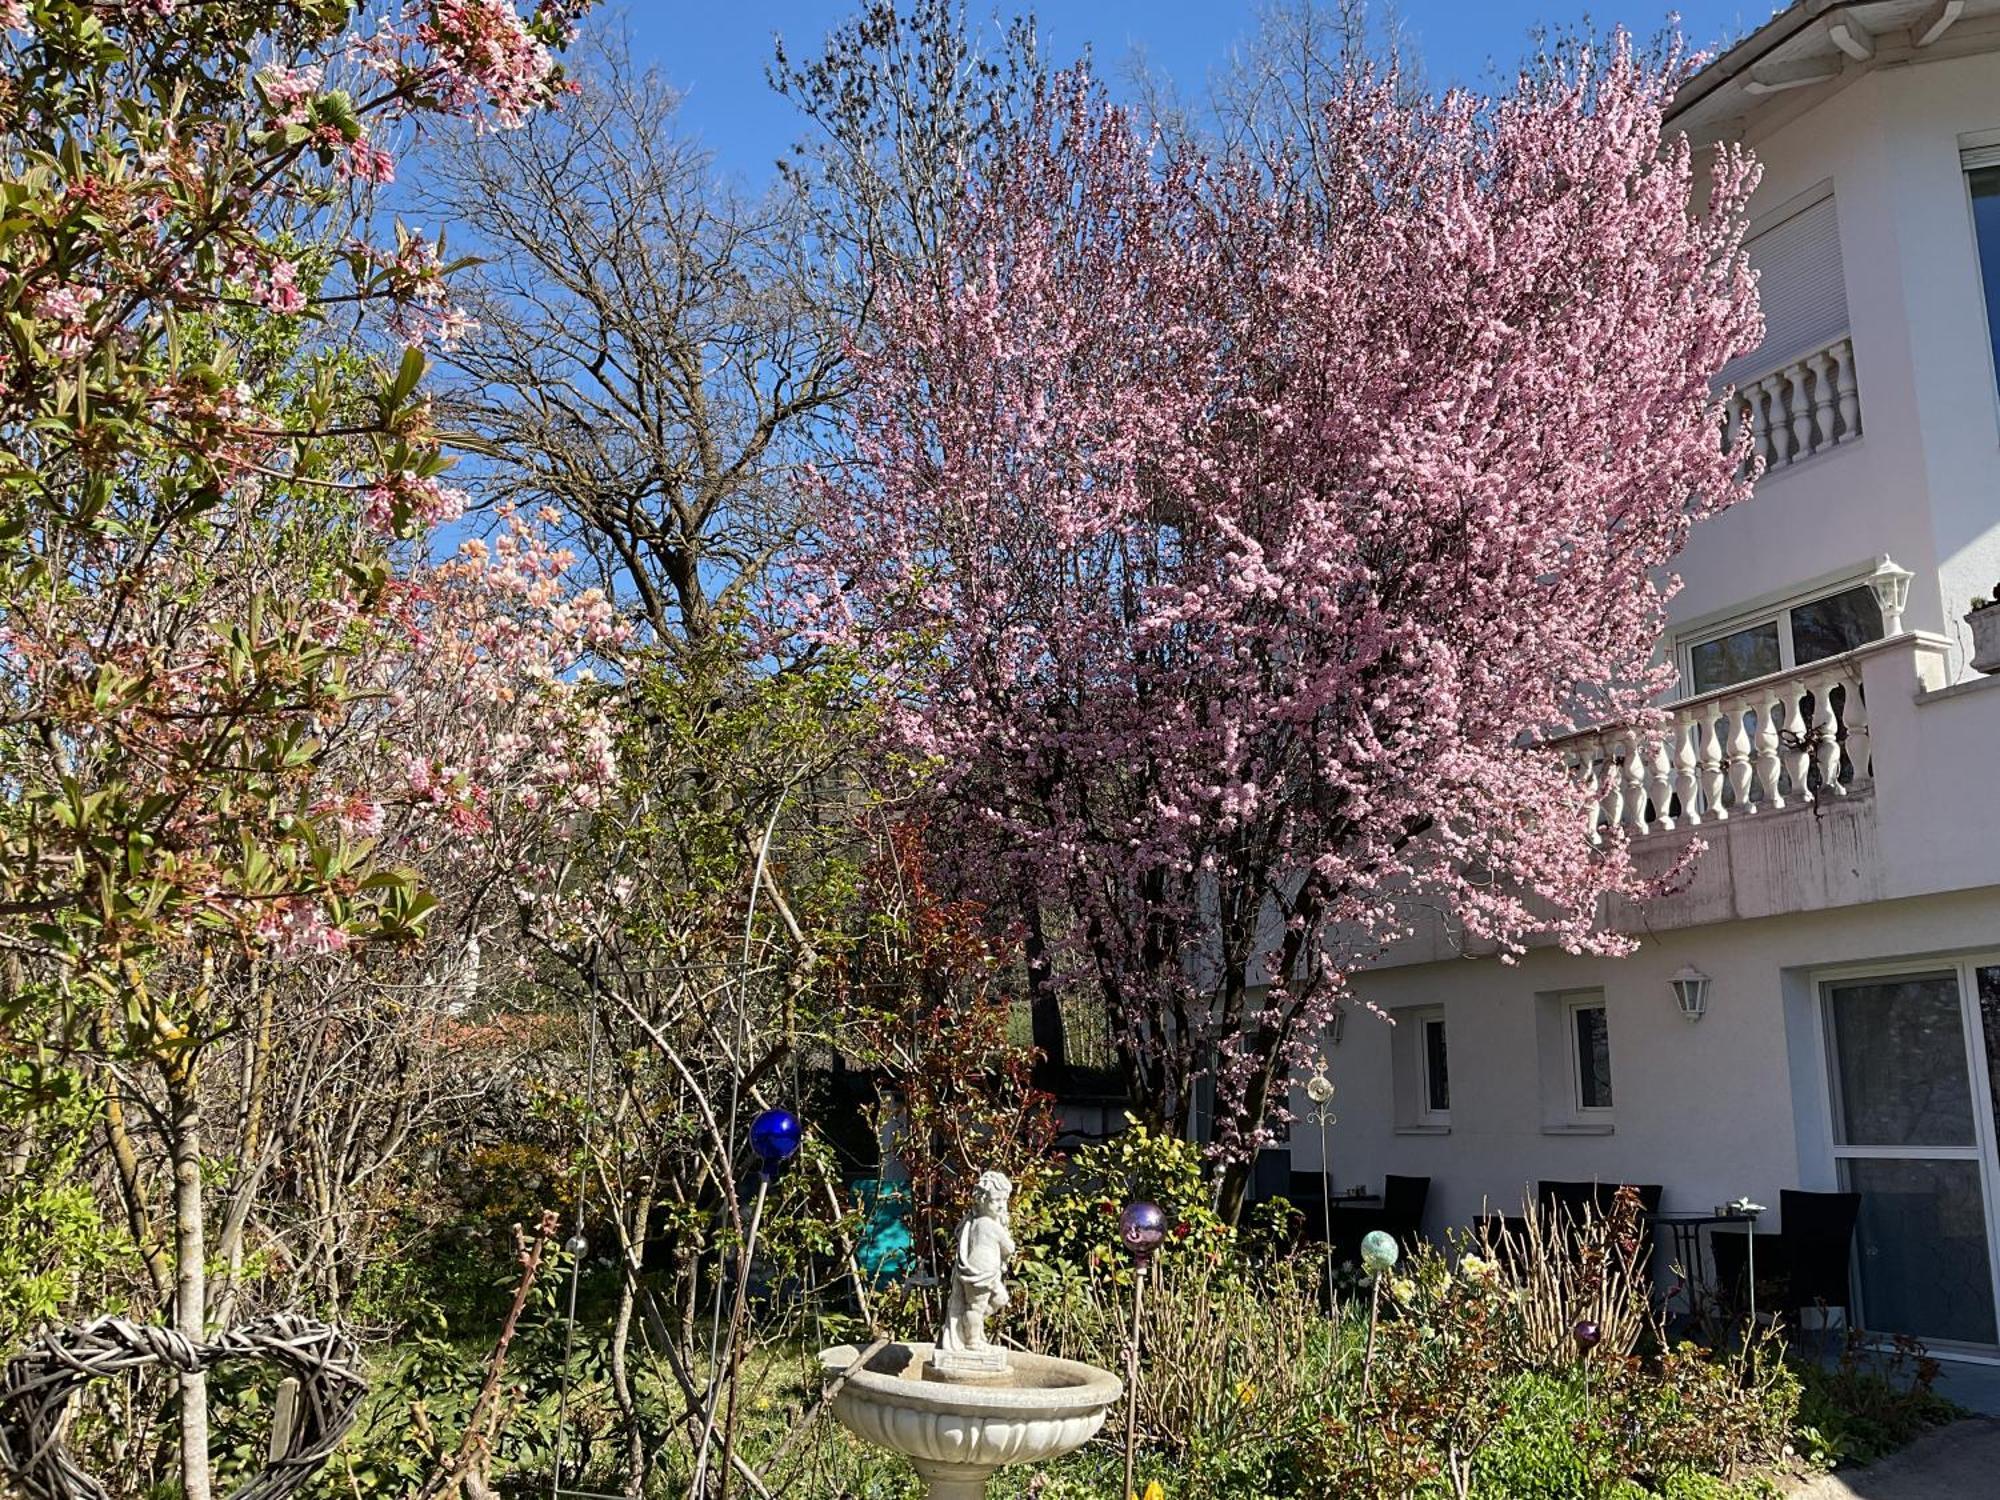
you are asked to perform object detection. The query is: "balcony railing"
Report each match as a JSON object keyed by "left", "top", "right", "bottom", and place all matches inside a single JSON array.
[
  {"left": 1722, "top": 331, "right": 1861, "bottom": 471},
  {"left": 1557, "top": 650, "right": 1873, "bottom": 845}
]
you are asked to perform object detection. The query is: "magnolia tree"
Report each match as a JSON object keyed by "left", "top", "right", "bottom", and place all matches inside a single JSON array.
[{"left": 814, "top": 40, "right": 1764, "bottom": 1216}]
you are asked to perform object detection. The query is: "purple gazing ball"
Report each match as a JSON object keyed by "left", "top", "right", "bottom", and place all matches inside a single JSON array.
[
  {"left": 1119, "top": 1200, "right": 1168, "bottom": 1260},
  {"left": 1573, "top": 1320, "right": 1603, "bottom": 1353}
]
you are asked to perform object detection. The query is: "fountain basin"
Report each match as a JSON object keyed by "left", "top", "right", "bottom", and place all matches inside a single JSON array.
[{"left": 819, "top": 1342, "right": 1122, "bottom": 1498}]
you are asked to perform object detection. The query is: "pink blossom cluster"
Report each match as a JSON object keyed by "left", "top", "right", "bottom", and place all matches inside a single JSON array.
[
  {"left": 35, "top": 283, "right": 100, "bottom": 360},
  {"left": 812, "top": 42, "right": 1763, "bottom": 1160},
  {"left": 363, "top": 469, "right": 468, "bottom": 535},
  {"left": 356, "top": 1, "right": 579, "bottom": 136},
  {"left": 258, "top": 63, "right": 323, "bottom": 127}
]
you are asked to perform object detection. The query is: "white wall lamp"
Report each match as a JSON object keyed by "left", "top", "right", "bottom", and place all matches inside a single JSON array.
[
  {"left": 1670, "top": 965, "right": 1712, "bottom": 1024},
  {"left": 1868, "top": 556, "right": 1914, "bottom": 636}
]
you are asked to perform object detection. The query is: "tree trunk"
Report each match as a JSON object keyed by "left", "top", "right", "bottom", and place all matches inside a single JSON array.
[{"left": 167, "top": 1066, "right": 212, "bottom": 1500}]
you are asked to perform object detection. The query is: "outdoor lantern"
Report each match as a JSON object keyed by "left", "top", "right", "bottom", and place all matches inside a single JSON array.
[
  {"left": 748, "top": 1107, "right": 803, "bottom": 1178},
  {"left": 1669, "top": 964, "right": 1711, "bottom": 1024},
  {"left": 1119, "top": 1201, "right": 1168, "bottom": 1263},
  {"left": 1360, "top": 1230, "right": 1400, "bottom": 1275},
  {"left": 1867, "top": 555, "right": 1914, "bottom": 636}
]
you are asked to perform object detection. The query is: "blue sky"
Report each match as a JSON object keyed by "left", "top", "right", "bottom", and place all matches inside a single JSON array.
[{"left": 640, "top": 1, "right": 1768, "bottom": 186}]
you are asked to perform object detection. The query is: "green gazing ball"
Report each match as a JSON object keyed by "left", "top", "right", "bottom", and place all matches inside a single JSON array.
[{"left": 1360, "top": 1230, "right": 1400, "bottom": 1274}]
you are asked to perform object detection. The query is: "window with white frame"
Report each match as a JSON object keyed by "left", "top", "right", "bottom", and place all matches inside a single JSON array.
[
  {"left": 1536, "top": 988, "right": 1614, "bottom": 1131},
  {"left": 1390, "top": 1005, "right": 1450, "bottom": 1131},
  {"left": 1567, "top": 996, "right": 1614, "bottom": 1114},
  {"left": 1967, "top": 146, "right": 2000, "bottom": 400},
  {"left": 1677, "top": 581, "right": 1884, "bottom": 696}
]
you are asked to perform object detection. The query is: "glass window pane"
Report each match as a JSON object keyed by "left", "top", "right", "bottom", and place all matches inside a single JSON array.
[
  {"left": 1424, "top": 1019, "right": 1450, "bottom": 1112},
  {"left": 1845, "top": 1158, "right": 1998, "bottom": 1345},
  {"left": 1690, "top": 621, "right": 1781, "bottom": 694},
  {"left": 1792, "top": 585, "right": 1884, "bottom": 666},
  {"left": 1972, "top": 167, "right": 2000, "bottom": 394},
  {"left": 1979, "top": 966, "right": 2000, "bottom": 1152},
  {"left": 1574, "top": 1005, "right": 1613, "bottom": 1109},
  {"left": 1827, "top": 974, "right": 1972, "bottom": 1147}
]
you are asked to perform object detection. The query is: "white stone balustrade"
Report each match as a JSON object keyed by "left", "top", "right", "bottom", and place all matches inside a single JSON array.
[
  {"left": 1559, "top": 654, "right": 1870, "bottom": 845},
  {"left": 1721, "top": 332, "right": 1860, "bottom": 471}
]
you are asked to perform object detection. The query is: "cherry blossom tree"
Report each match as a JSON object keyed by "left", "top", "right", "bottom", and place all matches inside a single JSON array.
[{"left": 814, "top": 38, "right": 1764, "bottom": 1217}]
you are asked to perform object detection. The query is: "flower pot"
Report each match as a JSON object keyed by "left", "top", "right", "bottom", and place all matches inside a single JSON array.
[{"left": 1971, "top": 604, "right": 2000, "bottom": 675}]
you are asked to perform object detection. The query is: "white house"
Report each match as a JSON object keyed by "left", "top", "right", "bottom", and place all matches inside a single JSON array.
[{"left": 1290, "top": 0, "right": 2000, "bottom": 1361}]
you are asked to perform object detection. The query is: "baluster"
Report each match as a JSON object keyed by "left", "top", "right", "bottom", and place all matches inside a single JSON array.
[
  {"left": 1623, "top": 731, "right": 1651, "bottom": 834},
  {"left": 1812, "top": 672, "right": 1846, "bottom": 794},
  {"left": 1754, "top": 693, "right": 1784, "bottom": 808},
  {"left": 1599, "top": 735, "right": 1626, "bottom": 835},
  {"left": 1735, "top": 394, "right": 1758, "bottom": 477},
  {"left": 1843, "top": 673, "right": 1871, "bottom": 783},
  {"left": 1777, "top": 683, "right": 1810, "bottom": 803},
  {"left": 1808, "top": 346, "right": 1837, "bottom": 453},
  {"left": 1786, "top": 362, "right": 1813, "bottom": 461},
  {"left": 1673, "top": 718, "right": 1701, "bottom": 826},
  {"left": 1767, "top": 375, "right": 1793, "bottom": 466},
  {"left": 1725, "top": 700, "right": 1755, "bottom": 813},
  {"left": 1834, "top": 338, "right": 1860, "bottom": 442},
  {"left": 1576, "top": 751, "right": 1603, "bottom": 844},
  {"left": 1647, "top": 735, "right": 1676, "bottom": 832},
  {"left": 1699, "top": 710, "right": 1728, "bottom": 819}
]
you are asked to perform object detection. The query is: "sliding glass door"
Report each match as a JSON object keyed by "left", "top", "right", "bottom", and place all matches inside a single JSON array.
[{"left": 1822, "top": 963, "right": 2000, "bottom": 1347}]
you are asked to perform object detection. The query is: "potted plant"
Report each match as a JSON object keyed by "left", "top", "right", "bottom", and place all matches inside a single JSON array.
[{"left": 1970, "top": 587, "right": 2000, "bottom": 674}]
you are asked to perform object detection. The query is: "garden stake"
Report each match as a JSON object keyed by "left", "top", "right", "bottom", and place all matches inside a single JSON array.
[
  {"left": 1574, "top": 1320, "right": 1601, "bottom": 1409},
  {"left": 1305, "top": 1072, "right": 1337, "bottom": 1309},
  {"left": 697, "top": 1107, "right": 801, "bottom": 1500},
  {"left": 1118, "top": 1201, "right": 1167, "bottom": 1500},
  {"left": 1362, "top": 1273, "right": 1382, "bottom": 1401},
  {"left": 1358, "top": 1229, "right": 1400, "bottom": 1402}
]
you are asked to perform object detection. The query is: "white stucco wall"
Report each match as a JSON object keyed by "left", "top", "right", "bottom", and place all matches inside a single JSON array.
[
  {"left": 1664, "top": 48, "right": 2000, "bottom": 681},
  {"left": 1292, "top": 887, "right": 2000, "bottom": 1243}
]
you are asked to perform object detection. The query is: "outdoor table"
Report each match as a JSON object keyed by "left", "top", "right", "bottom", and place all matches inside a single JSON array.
[{"left": 1648, "top": 1209, "right": 1764, "bottom": 1329}]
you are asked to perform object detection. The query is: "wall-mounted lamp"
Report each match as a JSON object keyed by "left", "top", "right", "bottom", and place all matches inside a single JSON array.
[
  {"left": 1669, "top": 964, "right": 1711, "bottom": 1024},
  {"left": 1868, "top": 556, "right": 1914, "bottom": 636},
  {"left": 1328, "top": 1006, "right": 1346, "bottom": 1047}
]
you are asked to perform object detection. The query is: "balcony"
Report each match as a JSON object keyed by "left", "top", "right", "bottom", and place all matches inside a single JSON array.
[
  {"left": 1722, "top": 330, "right": 1860, "bottom": 471},
  {"left": 1548, "top": 626, "right": 2000, "bottom": 935},
  {"left": 1559, "top": 649, "right": 1871, "bottom": 846}
]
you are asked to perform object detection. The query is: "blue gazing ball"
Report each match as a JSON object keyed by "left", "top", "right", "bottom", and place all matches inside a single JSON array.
[{"left": 748, "top": 1108, "right": 802, "bottom": 1175}]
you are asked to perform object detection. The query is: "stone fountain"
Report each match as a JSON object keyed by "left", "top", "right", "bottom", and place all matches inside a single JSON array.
[{"left": 819, "top": 1170, "right": 1123, "bottom": 1499}]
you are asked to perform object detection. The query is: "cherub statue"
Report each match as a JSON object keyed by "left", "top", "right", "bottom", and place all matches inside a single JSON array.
[{"left": 934, "top": 1170, "right": 1014, "bottom": 1374}]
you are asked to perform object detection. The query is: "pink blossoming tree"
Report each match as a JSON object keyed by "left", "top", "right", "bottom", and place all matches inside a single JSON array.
[{"left": 815, "top": 39, "right": 1764, "bottom": 1216}]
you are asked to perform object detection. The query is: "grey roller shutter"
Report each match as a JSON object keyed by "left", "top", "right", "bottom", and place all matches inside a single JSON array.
[{"left": 1717, "top": 191, "right": 1848, "bottom": 389}]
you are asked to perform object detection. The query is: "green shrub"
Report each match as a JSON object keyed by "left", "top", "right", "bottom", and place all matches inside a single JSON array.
[{"left": 1792, "top": 1331, "right": 1963, "bottom": 1469}]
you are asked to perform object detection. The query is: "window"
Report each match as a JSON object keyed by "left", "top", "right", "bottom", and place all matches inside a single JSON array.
[
  {"left": 1681, "top": 582, "right": 1883, "bottom": 695},
  {"left": 1569, "top": 998, "right": 1614, "bottom": 1113},
  {"left": 1537, "top": 988, "right": 1613, "bottom": 1132},
  {"left": 1422, "top": 1014, "right": 1451, "bottom": 1116},
  {"left": 1390, "top": 1006, "right": 1450, "bottom": 1131},
  {"left": 1970, "top": 159, "right": 2000, "bottom": 396}
]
